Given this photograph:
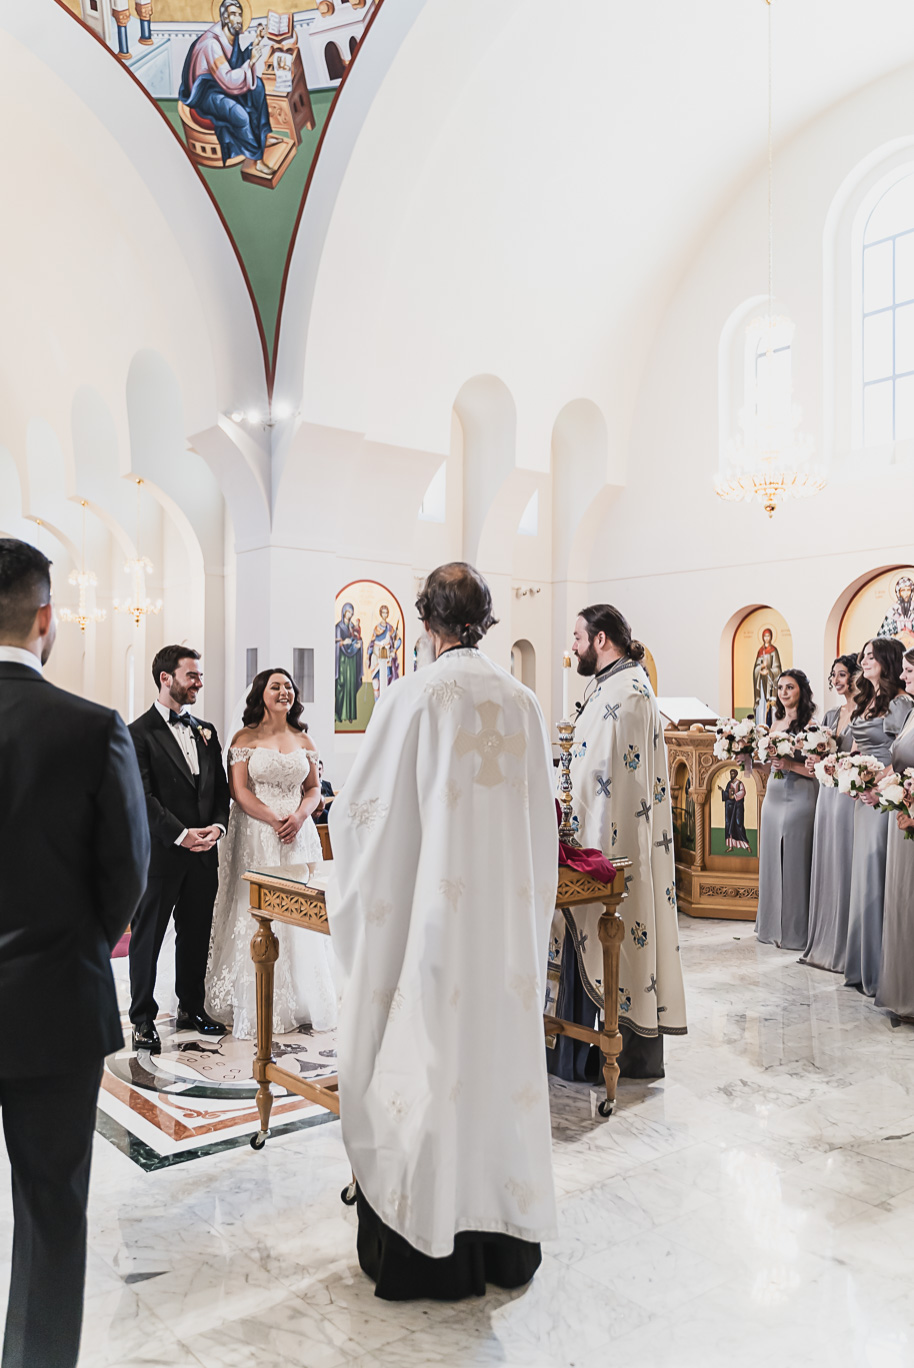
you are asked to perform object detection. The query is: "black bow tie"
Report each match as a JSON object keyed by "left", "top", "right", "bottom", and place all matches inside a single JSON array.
[{"left": 168, "top": 712, "right": 194, "bottom": 728}]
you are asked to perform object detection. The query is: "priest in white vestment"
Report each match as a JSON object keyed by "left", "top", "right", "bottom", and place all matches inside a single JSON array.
[
  {"left": 550, "top": 604, "right": 686, "bottom": 1082},
  {"left": 327, "top": 562, "right": 559, "bottom": 1300}
]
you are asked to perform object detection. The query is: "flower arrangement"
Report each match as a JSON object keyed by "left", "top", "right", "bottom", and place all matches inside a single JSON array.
[
  {"left": 835, "top": 753, "right": 885, "bottom": 798},
  {"left": 877, "top": 767, "right": 914, "bottom": 839},
  {"left": 814, "top": 754, "right": 841, "bottom": 789},
  {"left": 756, "top": 728, "right": 801, "bottom": 777},
  {"left": 713, "top": 717, "right": 758, "bottom": 762},
  {"left": 800, "top": 724, "right": 836, "bottom": 759}
]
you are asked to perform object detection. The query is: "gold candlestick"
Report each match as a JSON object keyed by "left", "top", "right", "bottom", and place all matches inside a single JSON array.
[{"left": 557, "top": 719, "right": 579, "bottom": 846}]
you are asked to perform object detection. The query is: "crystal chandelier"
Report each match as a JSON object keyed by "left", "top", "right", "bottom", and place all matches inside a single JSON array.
[
  {"left": 60, "top": 501, "right": 106, "bottom": 633},
  {"left": 115, "top": 479, "right": 162, "bottom": 626},
  {"left": 716, "top": 0, "right": 825, "bottom": 517}
]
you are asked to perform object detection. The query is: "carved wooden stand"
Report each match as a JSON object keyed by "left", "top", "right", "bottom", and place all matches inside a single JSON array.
[
  {"left": 244, "top": 870, "right": 340, "bottom": 1151},
  {"left": 545, "top": 861, "right": 631, "bottom": 1118}
]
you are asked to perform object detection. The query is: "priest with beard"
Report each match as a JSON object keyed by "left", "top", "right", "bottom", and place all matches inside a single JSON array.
[
  {"left": 548, "top": 604, "right": 687, "bottom": 1082},
  {"left": 327, "top": 562, "right": 558, "bottom": 1300}
]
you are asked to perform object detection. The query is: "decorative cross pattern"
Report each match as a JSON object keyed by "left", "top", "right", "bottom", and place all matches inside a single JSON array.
[
  {"left": 653, "top": 727, "right": 660, "bottom": 747},
  {"left": 603, "top": 702, "right": 621, "bottom": 722},
  {"left": 595, "top": 773, "right": 612, "bottom": 798},
  {"left": 654, "top": 830, "right": 673, "bottom": 854},
  {"left": 625, "top": 874, "right": 634, "bottom": 891},
  {"left": 645, "top": 974, "right": 658, "bottom": 995},
  {"left": 454, "top": 700, "right": 526, "bottom": 787},
  {"left": 635, "top": 799, "right": 652, "bottom": 822}
]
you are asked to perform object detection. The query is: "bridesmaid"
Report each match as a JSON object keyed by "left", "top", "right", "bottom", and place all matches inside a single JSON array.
[
  {"left": 801, "top": 654, "right": 858, "bottom": 973},
  {"left": 876, "top": 647, "right": 914, "bottom": 1018},
  {"left": 756, "top": 669, "right": 818, "bottom": 950},
  {"left": 844, "top": 637, "right": 912, "bottom": 996}
]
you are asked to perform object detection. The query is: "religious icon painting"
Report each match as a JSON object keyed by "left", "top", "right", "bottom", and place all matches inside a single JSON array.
[
  {"left": 838, "top": 566, "right": 914, "bottom": 656},
  {"left": 334, "top": 580, "right": 406, "bottom": 734},
  {"left": 708, "top": 761, "right": 760, "bottom": 860},
  {"left": 731, "top": 605, "right": 793, "bottom": 722},
  {"left": 56, "top": 0, "right": 383, "bottom": 374},
  {"left": 671, "top": 761, "right": 696, "bottom": 855}
]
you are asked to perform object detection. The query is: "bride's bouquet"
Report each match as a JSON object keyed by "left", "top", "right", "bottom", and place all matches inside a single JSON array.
[
  {"left": 814, "top": 754, "right": 841, "bottom": 788},
  {"left": 756, "top": 728, "right": 802, "bottom": 778},
  {"left": 836, "top": 753, "right": 885, "bottom": 799},
  {"left": 801, "top": 723, "right": 837, "bottom": 760},
  {"left": 877, "top": 767, "right": 914, "bottom": 839},
  {"left": 713, "top": 716, "right": 758, "bottom": 762}
]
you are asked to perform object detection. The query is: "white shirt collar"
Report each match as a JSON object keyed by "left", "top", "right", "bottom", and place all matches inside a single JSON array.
[{"left": 0, "top": 645, "right": 43, "bottom": 675}]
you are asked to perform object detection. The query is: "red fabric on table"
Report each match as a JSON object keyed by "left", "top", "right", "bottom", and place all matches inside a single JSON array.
[
  {"left": 554, "top": 800, "right": 616, "bottom": 883},
  {"left": 111, "top": 931, "right": 131, "bottom": 960}
]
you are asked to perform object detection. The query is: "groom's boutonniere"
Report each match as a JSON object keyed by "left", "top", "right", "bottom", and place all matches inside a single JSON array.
[{"left": 200, "top": 727, "right": 212, "bottom": 745}]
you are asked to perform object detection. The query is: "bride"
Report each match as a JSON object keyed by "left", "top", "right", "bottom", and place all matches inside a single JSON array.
[{"left": 205, "top": 668, "right": 338, "bottom": 1039}]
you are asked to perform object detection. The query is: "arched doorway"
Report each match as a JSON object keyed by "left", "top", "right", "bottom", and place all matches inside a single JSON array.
[
  {"left": 325, "top": 42, "right": 346, "bottom": 82},
  {"left": 510, "top": 638, "right": 536, "bottom": 691}
]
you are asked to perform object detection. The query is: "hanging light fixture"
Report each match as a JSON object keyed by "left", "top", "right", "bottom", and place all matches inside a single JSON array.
[
  {"left": 114, "top": 479, "right": 163, "bottom": 626},
  {"left": 60, "top": 501, "right": 106, "bottom": 633},
  {"left": 716, "top": 0, "right": 825, "bottom": 517}
]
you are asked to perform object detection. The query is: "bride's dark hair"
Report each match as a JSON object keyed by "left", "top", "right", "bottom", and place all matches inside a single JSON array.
[{"left": 242, "top": 668, "right": 307, "bottom": 732}]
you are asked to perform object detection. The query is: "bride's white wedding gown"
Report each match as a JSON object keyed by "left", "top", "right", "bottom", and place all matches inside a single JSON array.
[{"left": 205, "top": 747, "right": 338, "bottom": 1039}]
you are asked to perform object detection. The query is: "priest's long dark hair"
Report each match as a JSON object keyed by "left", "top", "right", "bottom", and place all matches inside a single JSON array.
[
  {"left": 772, "top": 668, "right": 816, "bottom": 732},
  {"left": 851, "top": 637, "right": 905, "bottom": 720},
  {"left": 578, "top": 603, "right": 645, "bottom": 664},
  {"left": 242, "top": 667, "right": 307, "bottom": 732},
  {"left": 416, "top": 562, "right": 498, "bottom": 648}
]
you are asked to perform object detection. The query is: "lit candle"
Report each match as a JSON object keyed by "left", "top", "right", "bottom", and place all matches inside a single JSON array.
[{"left": 562, "top": 651, "right": 571, "bottom": 720}]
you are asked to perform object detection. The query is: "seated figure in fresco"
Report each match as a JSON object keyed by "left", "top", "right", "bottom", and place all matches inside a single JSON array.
[
  {"left": 719, "top": 767, "right": 750, "bottom": 851},
  {"left": 876, "top": 574, "right": 914, "bottom": 649},
  {"left": 178, "top": 0, "right": 281, "bottom": 175},
  {"left": 753, "top": 627, "right": 782, "bottom": 725}
]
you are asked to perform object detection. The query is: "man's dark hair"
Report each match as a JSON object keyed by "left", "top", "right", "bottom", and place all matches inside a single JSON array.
[
  {"left": 416, "top": 562, "right": 498, "bottom": 649},
  {"left": 0, "top": 539, "right": 52, "bottom": 642},
  {"left": 151, "top": 644, "right": 201, "bottom": 688},
  {"left": 578, "top": 604, "right": 645, "bottom": 664}
]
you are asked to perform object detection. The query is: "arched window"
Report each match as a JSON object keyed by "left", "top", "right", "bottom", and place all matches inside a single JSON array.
[
  {"left": 349, "top": 36, "right": 358, "bottom": 57},
  {"left": 325, "top": 42, "right": 346, "bottom": 82},
  {"left": 861, "top": 174, "right": 914, "bottom": 446}
]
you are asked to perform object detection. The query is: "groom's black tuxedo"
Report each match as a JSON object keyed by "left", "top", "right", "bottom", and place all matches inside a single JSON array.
[{"left": 127, "top": 704, "right": 230, "bottom": 1024}]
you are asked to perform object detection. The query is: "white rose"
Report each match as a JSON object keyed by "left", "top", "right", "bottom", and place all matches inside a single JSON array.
[
  {"left": 837, "top": 771, "right": 853, "bottom": 794},
  {"left": 882, "top": 784, "right": 905, "bottom": 806}
]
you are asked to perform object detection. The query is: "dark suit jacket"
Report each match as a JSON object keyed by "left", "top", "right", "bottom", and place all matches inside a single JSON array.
[
  {"left": 0, "top": 661, "right": 150, "bottom": 1076},
  {"left": 129, "top": 705, "right": 230, "bottom": 875}
]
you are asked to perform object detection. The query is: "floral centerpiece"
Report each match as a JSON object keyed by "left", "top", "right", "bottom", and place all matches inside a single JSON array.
[
  {"left": 835, "top": 753, "right": 885, "bottom": 799},
  {"left": 756, "top": 728, "right": 803, "bottom": 778},
  {"left": 877, "top": 767, "right": 914, "bottom": 839},
  {"left": 713, "top": 717, "right": 758, "bottom": 762},
  {"left": 813, "top": 754, "right": 841, "bottom": 788},
  {"left": 800, "top": 723, "right": 836, "bottom": 760}
]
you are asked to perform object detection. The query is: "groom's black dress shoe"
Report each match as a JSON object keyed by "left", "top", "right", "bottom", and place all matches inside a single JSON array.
[
  {"left": 175, "top": 1008, "right": 225, "bottom": 1036},
  {"left": 132, "top": 1020, "right": 161, "bottom": 1053}
]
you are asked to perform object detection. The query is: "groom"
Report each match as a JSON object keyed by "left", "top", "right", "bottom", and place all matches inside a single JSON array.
[{"left": 128, "top": 645, "right": 231, "bottom": 1052}]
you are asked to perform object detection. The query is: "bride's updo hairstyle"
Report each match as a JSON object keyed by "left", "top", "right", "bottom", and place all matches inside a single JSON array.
[
  {"left": 242, "top": 667, "right": 308, "bottom": 732},
  {"left": 416, "top": 562, "right": 498, "bottom": 649},
  {"left": 578, "top": 603, "right": 646, "bottom": 664}
]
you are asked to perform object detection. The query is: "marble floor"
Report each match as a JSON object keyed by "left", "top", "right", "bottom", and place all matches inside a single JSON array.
[{"left": 6, "top": 917, "right": 914, "bottom": 1366}]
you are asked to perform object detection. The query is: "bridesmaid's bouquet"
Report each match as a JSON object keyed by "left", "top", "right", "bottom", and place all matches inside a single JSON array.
[
  {"left": 876, "top": 767, "right": 914, "bottom": 839},
  {"left": 814, "top": 754, "right": 841, "bottom": 788},
  {"left": 836, "top": 753, "right": 885, "bottom": 798},
  {"left": 801, "top": 723, "right": 837, "bottom": 759},
  {"left": 713, "top": 716, "right": 758, "bottom": 762},
  {"left": 757, "top": 729, "right": 802, "bottom": 778}
]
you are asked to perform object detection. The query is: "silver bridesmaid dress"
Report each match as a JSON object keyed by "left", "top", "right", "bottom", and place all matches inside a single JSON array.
[
  {"left": 844, "top": 695, "right": 914, "bottom": 996},
  {"left": 756, "top": 737, "right": 819, "bottom": 952},
  {"left": 801, "top": 708, "right": 855, "bottom": 973},
  {"left": 875, "top": 708, "right": 914, "bottom": 1017}
]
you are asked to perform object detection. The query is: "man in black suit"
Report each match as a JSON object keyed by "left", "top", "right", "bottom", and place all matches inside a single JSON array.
[
  {"left": 0, "top": 539, "right": 150, "bottom": 1368},
  {"left": 128, "top": 643, "right": 231, "bottom": 1051}
]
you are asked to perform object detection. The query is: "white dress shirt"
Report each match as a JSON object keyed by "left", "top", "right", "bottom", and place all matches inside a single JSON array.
[
  {"left": 0, "top": 645, "right": 43, "bottom": 674},
  {"left": 153, "top": 700, "right": 224, "bottom": 846}
]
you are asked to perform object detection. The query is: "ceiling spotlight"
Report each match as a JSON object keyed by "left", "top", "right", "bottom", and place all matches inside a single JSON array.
[
  {"left": 230, "top": 411, "right": 244, "bottom": 423},
  {"left": 246, "top": 409, "right": 261, "bottom": 424}
]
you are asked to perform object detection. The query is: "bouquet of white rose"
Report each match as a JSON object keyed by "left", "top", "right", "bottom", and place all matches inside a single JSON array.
[
  {"left": 713, "top": 717, "right": 758, "bottom": 762},
  {"left": 877, "top": 767, "right": 914, "bottom": 839},
  {"left": 814, "top": 754, "right": 841, "bottom": 788},
  {"left": 801, "top": 723, "right": 837, "bottom": 759},
  {"left": 757, "top": 728, "right": 802, "bottom": 778},
  {"left": 835, "top": 753, "right": 885, "bottom": 798}
]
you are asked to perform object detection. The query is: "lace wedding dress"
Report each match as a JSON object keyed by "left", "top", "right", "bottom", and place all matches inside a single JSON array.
[{"left": 205, "top": 747, "right": 338, "bottom": 1039}]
